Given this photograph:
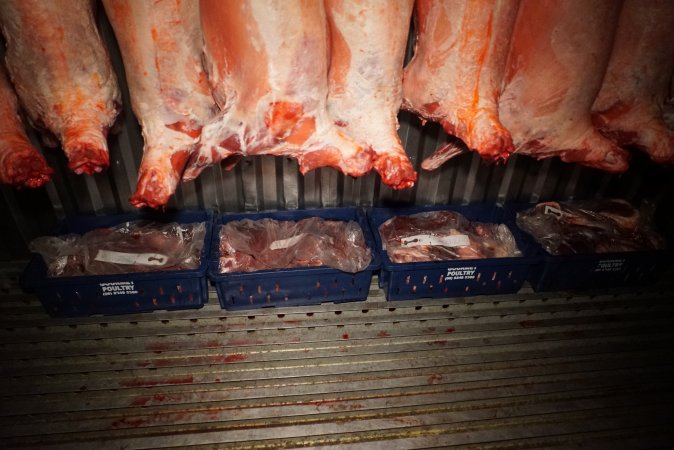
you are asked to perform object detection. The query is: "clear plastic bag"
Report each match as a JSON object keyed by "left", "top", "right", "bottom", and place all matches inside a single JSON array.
[
  {"left": 219, "top": 217, "right": 372, "bottom": 273},
  {"left": 515, "top": 199, "right": 666, "bottom": 255},
  {"left": 379, "top": 210, "right": 522, "bottom": 263},
  {"left": 28, "top": 235, "right": 86, "bottom": 277},
  {"left": 29, "top": 221, "right": 206, "bottom": 277}
]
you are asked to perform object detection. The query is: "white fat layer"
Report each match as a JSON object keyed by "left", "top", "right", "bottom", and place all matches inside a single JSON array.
[
  {"left": 103, "top": 0, "right": 214, "bottom": 156},
  {"left": 402, "top": 0, "right": 517, "bottom": 135},
  {"left": 196, "top": 0, "right": 362, "bottom": 169},
  {"left": 500, "top": 0, "right": 619, "bottom": 150},
  {"left": 326, "top": 0, "right": 412, "bottom": 156},
  {"left": 0, "top": 0, "right": 120, "bottom": 146}
]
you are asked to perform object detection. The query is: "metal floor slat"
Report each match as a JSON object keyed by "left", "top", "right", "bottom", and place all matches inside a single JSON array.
[{"left": 1, "top": 262, "right": 673, "bottom": 449}]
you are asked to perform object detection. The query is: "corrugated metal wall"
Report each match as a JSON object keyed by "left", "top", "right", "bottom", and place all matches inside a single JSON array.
[{"left": 1, "top": 5, "right": 673, "bottom": 260}]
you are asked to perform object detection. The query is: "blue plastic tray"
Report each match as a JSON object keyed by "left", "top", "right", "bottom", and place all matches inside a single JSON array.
[
  {"left": 504, "top": 203, "right": 672, "bottom": 292},
  {"left": 21, "top": 211, "right": 213, "bottom": 317},
  {"left": 209, "top": 208, "right": 380, "bottom": 310},
  {"left": 369, "top": 205, "right": 537, "bottom": 301}
]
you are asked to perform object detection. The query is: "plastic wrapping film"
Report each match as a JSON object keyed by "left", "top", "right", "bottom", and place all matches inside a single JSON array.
[
  {"left": 378, "top": 210, "right": 522, "bottom": 263},
  {"left": 515, "top": 199, "right": 666, "bottom": 255},
  {"left": 219, "top": 217, "right": 372, "bottom": 273},
  {"left": 29, "top": 221, "right": 206, "bottom": 277}
]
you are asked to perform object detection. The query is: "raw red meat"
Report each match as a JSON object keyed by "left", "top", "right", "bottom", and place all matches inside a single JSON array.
[
  {"left": 516, "top": 200, "right": 666, "bottom": 255},
  {"left": 219, "top": 217, "right": 371, "bottom": 273},
  {"left": 592, "top": 0, "right": 674, "bottom": 165},
  {"left": 499, "top": 0, "right": 630, "bottom": 172},
  {"left": 325, "top": 0, "right": 417, "bottom": 189},
  {"left": 83, "top": 221, "right": 205, "bottom": 275},
  {"left": 403, "top": 0, "right": 520, "bottom": 169},
  {"left": 103, "top": 0, "right": 216, "bottom": 209},
  {"left": 379, "top": 211, "right": 521, "bottom": 263},
  {"left": 183, "top": 0, "right": 373, "bottom": 181},
  {"left": 0, "top": 67, "right": 53, "bottom": 188},
  {"left": 0, "top": 0, "right": 121, "bottom": 175},
  {"left": 30, "top": 221, "right": 206, "bottom": 277}
]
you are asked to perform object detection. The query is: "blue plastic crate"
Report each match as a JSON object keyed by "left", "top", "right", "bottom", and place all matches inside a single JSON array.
[
  {"left": 209, "top": 208, "right": 380, "bottom": 310},
  {"left": 21, "top": 211, "right": 213, "bottom": 317},
  {"left": 369, "top": 205, "right": 538, "bottom": 301},
  {"left": 503, "top": 203, "right": 673, "bottom": 292}
]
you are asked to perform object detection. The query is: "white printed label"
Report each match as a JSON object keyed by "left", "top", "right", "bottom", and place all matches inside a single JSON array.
[
  {"left": 100, "top": 281, "right": 138, "bottom": 296},
  {"left": 544, "top": 205, "right": 564, "bottom": 218},
  {"left": 401, "top": 234, "right": 470, "bottom": 248},
  {"left": 595, "top": 259, "right": 625, "bottom": 273},
  {"left": 446, "top": 266, "right": 477, "bottom": 281},
  {"left": 270, "top": 233, "right": 306, "bottom": 250},
  {"left": 95, "top": 250, "right": 168, "bottom": 266}
]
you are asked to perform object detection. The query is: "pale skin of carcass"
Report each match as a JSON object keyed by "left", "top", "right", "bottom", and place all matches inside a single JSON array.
[
  {"left": 325, "top": 0, "right": 417, "bottom": 189},
  {"left": 0, "top": 0, "right": 120, "bottom": 175},
  {"left": 592, "top": 0, "right": 674, "bottom": 165},
  {"left": 103, "top": 0, "right": 216, "bottom": 209},
  {"left": 183, "top": 0, "right": 373, "bottom": 181},
  {"left": 0, "top": 68, "right": 53, "bottom": 187},
  {"left": 403, "top": 0, "right": 520, "bottom": 170},
  {"left": 499, "top": 0, "right": 630, "bottom": 172}
]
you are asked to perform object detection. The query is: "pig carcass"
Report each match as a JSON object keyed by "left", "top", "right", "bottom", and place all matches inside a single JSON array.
[
  {"left": 183, "top": 0, "right": 373, "bottom": 181},
  {"left": 403, "top": 0, "right": 520, "bottom": 170},
  {"left": 0, "top": 67, "right": 53, "bottom": 187},
  {"left": 103, "top": 0, "right": 216, "bottom": 208},
  {"left": 592, "top": 0, "right": 674, "bottom": 165},
  {"left": 499, "top": 0, "right": 630, "bottom": 172},
  {"left": 325, "top": 0, "right": 417, "bottom": 188},
  {"left": 0, "top": 0, "right": 120, "bottom": 175}
]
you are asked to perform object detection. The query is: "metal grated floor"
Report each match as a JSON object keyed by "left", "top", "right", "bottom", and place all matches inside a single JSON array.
[{"left": 1, "top": 262, "right": 673, "bottom": 449}]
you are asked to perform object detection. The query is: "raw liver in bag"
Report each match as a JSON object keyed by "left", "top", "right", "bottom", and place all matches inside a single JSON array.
[
  {"left": 379, "top": 211, "right": 521, "bottom": 263},
  {"left": 515, "top": 200, "right": 666, "bottom": 255},
  {"left": 219, "top": 217, "right": 371, "bottom": 273}
]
